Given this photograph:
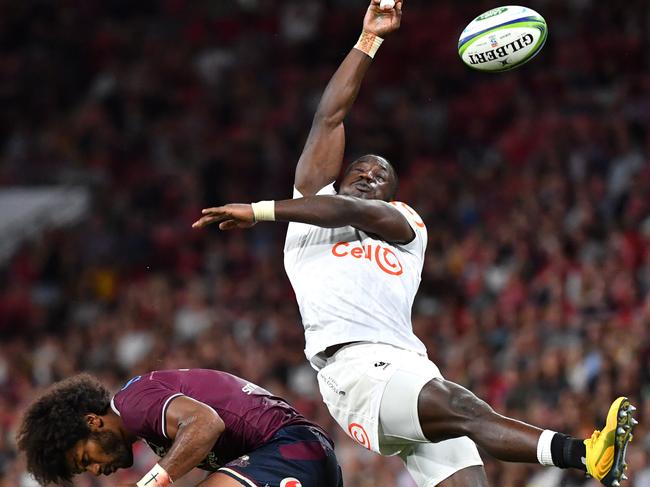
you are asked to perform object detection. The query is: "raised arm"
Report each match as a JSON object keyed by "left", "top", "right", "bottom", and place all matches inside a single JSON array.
[
  {"left": 294, "top": 0, "right": 404, "bottom": 196},
  {"left": 193, "top": 195, "right": 415, "bottom": 244}
]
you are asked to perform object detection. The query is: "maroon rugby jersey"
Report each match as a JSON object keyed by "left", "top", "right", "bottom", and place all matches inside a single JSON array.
[{"left": 111, "top": 369, "right": 325, "bottom": 470}]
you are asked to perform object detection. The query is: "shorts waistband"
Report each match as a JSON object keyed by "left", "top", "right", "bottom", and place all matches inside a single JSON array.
[
  {"left": 329, "top": 342, "right": 429, "bottom": 363},
  {"left": 323, "top": 340, "right": 368, "bottom": 358},
  {"left": 312, "top": 342, "right": 422, "bottom": 369},
  {"left": 325, "top": 341, "right": 389, "bottom": 363}
]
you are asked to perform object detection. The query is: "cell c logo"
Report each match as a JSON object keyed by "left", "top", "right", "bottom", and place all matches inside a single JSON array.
[
  {"left": 331, "top": 243, "right": 403, "bottom": 276},
  {"left": 280, "top": 478, "right": 302, "bottom": 487},
  {"left": 348, "top": 423, "right": 371, "bottom": 450},
  {"left": 375, "top": 246, "right": 403, "bottom": 276}
]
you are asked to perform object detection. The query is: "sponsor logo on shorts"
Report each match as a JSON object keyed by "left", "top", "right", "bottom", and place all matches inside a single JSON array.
[
  {"left": 348, "top": 423, "right": 371, "bottom": 450},
  {"left": 228, "top": 455, "right": 250, "bottom": 468},
  {"left": 322, "top": 375, "right": 346, "bottom": 396},
  {"left": 280, "top": 478, "right": 302, "bottom": 487}
]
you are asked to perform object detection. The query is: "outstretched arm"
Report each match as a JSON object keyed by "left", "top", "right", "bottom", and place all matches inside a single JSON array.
[
  {"left": 295, "top": 0, "right": 404, "bottom": 196},
  {"left": 193, "top": 195, "right": 414, "bottom": 243}
]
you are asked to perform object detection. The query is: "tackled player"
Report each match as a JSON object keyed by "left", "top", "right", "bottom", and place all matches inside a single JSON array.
[{"left": 17, "top": 369, "right": 342, "bottom": 487}]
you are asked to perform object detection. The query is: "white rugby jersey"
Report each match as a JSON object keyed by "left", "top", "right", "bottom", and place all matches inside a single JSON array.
[{"left": 283, "top": 183, "right": 428, "bottom": 368}]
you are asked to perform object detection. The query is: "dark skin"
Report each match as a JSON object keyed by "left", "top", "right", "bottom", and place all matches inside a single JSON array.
[
  {"left": 192, "top": 1, "right": 413, "bottom": 244},
  {"left": 66, "top": 395, "right": 226, "bottom": 487},
  {"left": 191, "top": 179, "right": 414, "bottom": 244},
  {"left": 193, "top": 1, "right": 542, "bottom": 485}
]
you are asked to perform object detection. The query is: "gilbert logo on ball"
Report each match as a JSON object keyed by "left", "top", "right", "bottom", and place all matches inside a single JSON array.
[{"left": 458, "top": 5, "right": 547, "bottom": 72}]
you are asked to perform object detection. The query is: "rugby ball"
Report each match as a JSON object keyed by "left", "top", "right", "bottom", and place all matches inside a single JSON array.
[{"left": 458, "top": 6, "right": 547, "bottom": 72}]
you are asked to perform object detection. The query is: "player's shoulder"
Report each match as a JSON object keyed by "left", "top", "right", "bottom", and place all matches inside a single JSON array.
[
  {"left": 113, "top": 371, "right": 172, "bottom": 402},
  {"left": 388, "top": 201, "right": 426, "bottom": 230},
  {"left": 114, "top": 374, "right": 146, "bottom": 397}
]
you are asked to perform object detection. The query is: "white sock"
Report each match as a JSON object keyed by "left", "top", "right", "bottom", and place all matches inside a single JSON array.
[{"left": 536, "top": 429, "right": 557, "bottom": 466}]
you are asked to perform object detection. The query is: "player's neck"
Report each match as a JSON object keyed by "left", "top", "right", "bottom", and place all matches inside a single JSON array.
[{"left": 106, "top": 410, "right": 138, "bottom": 444}]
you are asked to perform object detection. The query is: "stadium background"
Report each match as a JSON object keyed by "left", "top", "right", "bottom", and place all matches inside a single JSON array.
[{"left": 0, "top": 0, "right": 649, "bottom": 485}]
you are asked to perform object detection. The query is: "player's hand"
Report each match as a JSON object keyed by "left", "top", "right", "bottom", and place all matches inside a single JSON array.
[
  {"left": 192, "top": 204, "right": 257, "bottom": 230},
  {"left": 363, "top": 0, "right": 403, "bottom": 38}
]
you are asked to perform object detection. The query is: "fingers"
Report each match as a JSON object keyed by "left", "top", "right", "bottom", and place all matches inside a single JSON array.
[
  {"left": 192, "top": 207, "right": 227, "bottom": 228},
  {"left": 191, "top": 216, "right": 241, "bottom": 230},
  {"left": 219, "top": 220, "right": 239, "bottom": 231},
  {"left": 202, "top": 207, "right": 224, "bottom": 215},
  {"left": 192, "top": 215, "right": 219, "bottom": 228}
]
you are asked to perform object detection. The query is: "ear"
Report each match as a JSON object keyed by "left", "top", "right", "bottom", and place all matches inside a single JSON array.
[{"left": 84, "top": 414, "right": 104, "bottom": 430}]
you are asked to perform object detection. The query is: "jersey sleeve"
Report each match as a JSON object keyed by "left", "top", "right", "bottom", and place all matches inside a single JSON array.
[
  {"left": 387, "top": 201, "right": 428, "bottom": 255},
  {"left": 286, "top": 183, "right": 337, "bottom": 241},
  {"left": 292, "top": 183, "right": 336, "bottom": 199},
  {"left": 111, "top": 375, "right": 184, "bottom": 440}
]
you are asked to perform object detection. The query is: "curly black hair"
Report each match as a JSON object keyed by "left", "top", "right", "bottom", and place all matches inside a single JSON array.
[{"left": 16, "top": 373, "right": 111, "bottom": 486}]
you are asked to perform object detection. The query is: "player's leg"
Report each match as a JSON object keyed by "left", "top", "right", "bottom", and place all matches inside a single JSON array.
[
  {"left": 379, "top": 364, "right": 486, "bottom": 486},
  {"left": 417, "top": 378, "right": 636, "bottom": 486},
  {"left": 378, "top": 349, "right": 636, "bottom": 486},
  {"left": 417, "top": 378, "right": 541, "bottom": 462}
]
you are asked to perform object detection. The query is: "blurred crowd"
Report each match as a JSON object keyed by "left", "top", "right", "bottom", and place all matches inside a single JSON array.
[{"left": 1, "top": 0, "right": 649, "bottom": 485}]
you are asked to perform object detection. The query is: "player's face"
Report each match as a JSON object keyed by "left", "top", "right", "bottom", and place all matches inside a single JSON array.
[
  {"left": 67, "top": 430, "right": 134, "bottom": 477},
  {"left": 339, "top": 157, "right": 395, "bottom": 201}
]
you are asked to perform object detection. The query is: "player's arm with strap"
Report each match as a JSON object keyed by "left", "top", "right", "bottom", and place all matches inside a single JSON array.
[
  {"left": 294, "top": 0, "right": 403, "bottom": 196},
  {"left": 135, "top": 396, "right": 225, "bottom": 486},
  {"left": 193, "top": 195, "right": 414, "bottom": 244}
]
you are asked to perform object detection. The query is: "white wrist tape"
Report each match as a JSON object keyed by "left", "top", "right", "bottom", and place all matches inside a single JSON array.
[
  {"left": 137, "top": 463, "right": 173, "bottom": 487},
  {"left": 536, "top": 429, "right": 557, "bottom": 467},
  {"left": 354, "top": 31, "right": 384, "bottom": 59},
  {"left": 251, "top": 200, "right": 276, "bottom": 222}
]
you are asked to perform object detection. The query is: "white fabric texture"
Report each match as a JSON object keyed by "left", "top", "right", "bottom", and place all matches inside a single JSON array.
[
  {"left": 536, "top": 429, "right": 557, "bottom": 467},
  {"left": 398, "top": 439, "right": 484, "bottom": 487},
  {"left": 283, "top": 184, "right": 428, "bottom": 367},
  {"left": 316, "top": 343, "right": 482, "bottom": 485}
]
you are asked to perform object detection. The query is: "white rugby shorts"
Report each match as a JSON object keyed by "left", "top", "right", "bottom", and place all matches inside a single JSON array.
[{"left": 316, "top": 342, "right": 483, "bottom": 486}]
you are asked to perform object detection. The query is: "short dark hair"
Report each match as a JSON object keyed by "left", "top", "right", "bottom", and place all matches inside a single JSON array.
[{"left": 17, "top": 374, "right": 111, "bottom": 485}]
